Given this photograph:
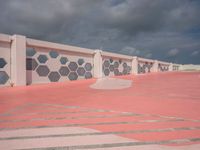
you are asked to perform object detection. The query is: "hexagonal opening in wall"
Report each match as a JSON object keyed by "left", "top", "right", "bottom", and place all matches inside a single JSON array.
[
  {"left": 0, "top": 71, "right": 9, "bottom": 85},
  {"left": 68, "top": 72, "right": 78, "bottom": 81},
  {"left": 114, "top": 69, "right": 119, "bottom": 76},
  {"left": 26, "top": 58, "right": 38, "bottom": 71},
  {"left": 77, "top": 67, "right": 86, "bottom": 76},
  {"left": 36, "top": 65, "right": 50, "bottom": 76},
  {"left": 123, "top": 62, "right": 128, "bottom": 68},
  {"left": 84, "top": 63, "right": 92, "bottom": 71},
  {"left": 59, "top": 66, "right": 70, "bottom": 76},
  {"left": 0, "top": 58, "right": 7, "bottom": 68},
  {"left": 85, "top": 72, "right": 92, "bottom": 79},
  {"left": 68, "top": 62, "right": 78, "bottom": 71},
  {"left": 60, "top": 57, "right": 68, "bottom": 65},
  {"left": 49, "top": 50, "right": 59, "bottom": 58},
  {"left": 37, "top": 54, "right": 48, "bottom": 64},
  {"left": 48, "top": 71, "right": 61, "bottom": 82},
  {"left": 103, "top": 60, "right": 110, "bottom": 68},
  {"left": 109, "top": 65, "right": 114, "bottom": 72},
  {"left": 26, "top": 48, "right": 36, "bottom": 57},
  {"left": 78, "top": 58, "right": 85, "bottom": 66},
  {"left": 104, "top": 68, "right": 110, "bottom": 76},
  {"left": 114, "top": 61, "right": 119, "bottom": 68}
]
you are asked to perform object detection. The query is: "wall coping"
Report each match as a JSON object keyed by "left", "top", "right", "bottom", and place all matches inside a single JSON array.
[
  {"left": 138, "top": 57, "right": 154, "bottom": 63},
  {"left": 0, "top": 33, "right": 11, "bottom": 43},
  {"left": 101, "top": 51, "right": 132, "bottom": 60},
  {"left": 26, "top": 38, "right": 94, "bottom": 55},
  {"left": 158, "top": 61, "right": 170, "bottom": 65}
]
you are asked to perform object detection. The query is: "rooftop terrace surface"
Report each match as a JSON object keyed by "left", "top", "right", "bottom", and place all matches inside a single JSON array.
[{"left": 0, "top": 72, "right": 200, "bottom": 150}]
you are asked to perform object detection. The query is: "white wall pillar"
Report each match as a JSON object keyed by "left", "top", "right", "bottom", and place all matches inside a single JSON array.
[
  {"left": 11, "top": 35, "right": 26, "bottom": 86},
  {"left": 169, "top": 63, "right": 173, "bottom": 71},
  {"left": 153, "top": 60, "right": 159, "bottom": 72},
  {"left": 93, "top": 49, "right": 103, "bottom": 78},
  {"left": 132, "top": 56, "right": 138, "bottom": 75}
]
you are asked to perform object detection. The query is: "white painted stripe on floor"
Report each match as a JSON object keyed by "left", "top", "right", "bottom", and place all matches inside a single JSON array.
[
  {"left": 92, "top": 144, "right": 200, "bottom": 150},
  {"left": 0, "top": 134, "right": 133, "bottom": 150},
  {"left": 0, "top": 127, "right": 99, "bottom": 138}
]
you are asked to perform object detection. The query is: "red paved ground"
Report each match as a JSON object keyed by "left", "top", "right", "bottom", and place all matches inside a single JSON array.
[{"left": 0, "top": 72, "right": 200, "bottom": 149}]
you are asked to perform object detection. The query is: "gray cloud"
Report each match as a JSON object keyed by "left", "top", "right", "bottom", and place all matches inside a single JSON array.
[
  {"left": 0, "top": 0, "right": 200, "bottom": 64},
  {"left": 167, "top": 49, "right": 180, "bottom": 57},
  {"left": 191, "top": 50, "right": 199, "bottom": 56}
]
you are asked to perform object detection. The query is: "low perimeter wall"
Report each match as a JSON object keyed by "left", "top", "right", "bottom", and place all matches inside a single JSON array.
[{"left": 0, "top": 33, "right": 181, "bottom": 87}]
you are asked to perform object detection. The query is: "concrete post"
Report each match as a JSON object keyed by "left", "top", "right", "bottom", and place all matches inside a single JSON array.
[
  {"left": 132, "top": 56, "right": 138, "bottom": 75},
  {"left": 94, "top": 50, "right": 103, "bottom": 78},
  {"left": 169, "top": 63, "right": 173, "bottom": 71},
  {"left": 153, "top": 60, "right": 159, "bottom": 72},
  {"left": 10, "top": 35, "right": 26, "bottom": 86}
]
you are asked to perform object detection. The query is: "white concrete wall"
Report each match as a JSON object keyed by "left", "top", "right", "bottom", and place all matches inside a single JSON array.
[
  {"left": 101, "top": 51, "right": 132, "bottom": 77},
  {"left": 26, "top": 38, "right": 95, "bottom": 84},
  {"left": 0, "top": 34, "right": 11, "bottom": 87},
  {"left": 180, "top": 64, "right": 200, "bottom": 71},
  {"left": 0, "top": 33, "right": 183, "bottom": 87},
  {"left": 137, "top": 58, "right": 154, "bottom": 74}
]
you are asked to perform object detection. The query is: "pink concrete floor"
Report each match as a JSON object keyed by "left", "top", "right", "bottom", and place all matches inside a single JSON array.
[{"left": 0, "top": 72, "right": 200, "bottom": 149}]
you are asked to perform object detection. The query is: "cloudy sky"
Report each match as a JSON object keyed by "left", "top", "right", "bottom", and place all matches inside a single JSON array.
[{"left": 0, "top": 0, "right": 200, "bottom": 64}]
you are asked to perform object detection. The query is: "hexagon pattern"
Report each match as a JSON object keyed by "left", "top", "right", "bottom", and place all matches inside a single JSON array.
[
  {"left": 0, "top": 58, "right": 7, "bottom": 68},
  {"left": 24, "top": 47, "right": 173, "bottom": 85},
  {"left": 0, "top": 71, "right": 9, "bottom": 84},
  {"left": 103, "top": 60, "right": 110, "bottom": 68},
  {"left": 114, "top": 61, "right": 119, "bottom": 68},
  {"left": 26, "top": 48, "right": 93, "bottom": 83},
  {"left": 77, "top": 67, "right": 86, "bottom": 76},
  {"left": 60, "top": 57, "right": 68, "bottom": 65},
  {"left": 109, "top": 65, "right": 114, "bottom": 72},
  {"left": 37, "top": 55, "right": 48, "bottom": 63},
  {"left": 48, "top": 72, "right": 60, "bottom": 82},
  {"left": 104, "top": 68, "right": 110, "bottom": 76},
  {"left": 59, "top": 66, "right": 70, "bottom": 76},
  {"left": 78, "top": 59, "right": 84, "bottom": 66},
  {"left": 123, "top": 62, "right": 127, "bottom": 68},
  {"left": 138, "top": 62, "right": 153, "bottom": 74},
  {"left": 85, "top": 63, "right": 92, "bottom": 71},
  {"left": 103, "top": 58, "right": 131, "bottom": 76},
  {"left": 85, "top": 72, "right": 92, "bottom": 79},
  {"left": 26, "top": 58, "right": 38, "bottom": 71},
  {"left": 68, "top": 62, "right": 78, "bottom": 71},
  {"left": 68, "top": 72, "right": 78, "bottom": 81},
  {"left": 159, "top": 64, "right": 169, "bottom": 72},
  {"left": 49, "top": 51, "right": 59, "bottom": 58},
  {"left": 26, "top": 48, "right": 36, "bottom": 57},
  {"left": 36, "top": 65, "right": 50, "bottom": 76}
]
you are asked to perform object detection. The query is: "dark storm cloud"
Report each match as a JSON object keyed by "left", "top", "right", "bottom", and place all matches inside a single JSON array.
[{"left": 0, "top": 0, "right": 200, "bottom": 64}]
